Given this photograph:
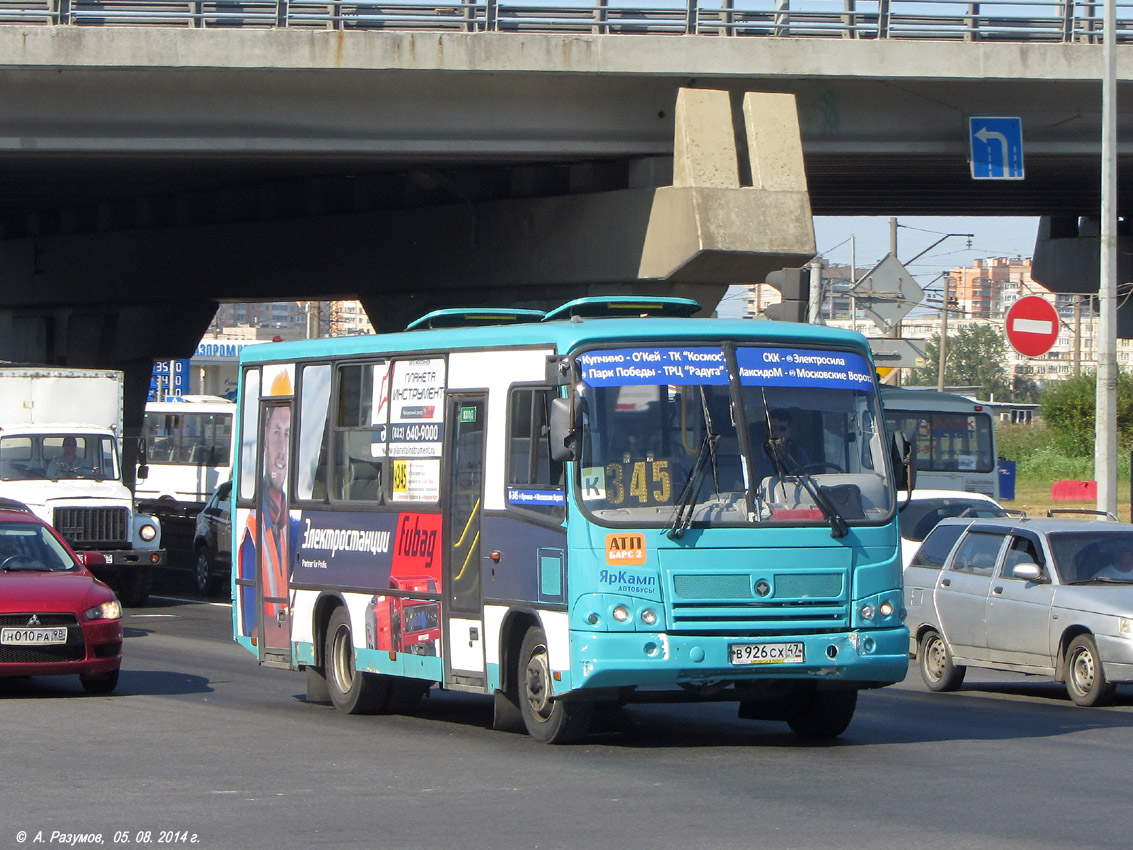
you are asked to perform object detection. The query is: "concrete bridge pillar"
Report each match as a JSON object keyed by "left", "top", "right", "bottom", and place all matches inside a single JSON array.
[{"left": 361, "top": 87, "right": 816, "bottom": 329}]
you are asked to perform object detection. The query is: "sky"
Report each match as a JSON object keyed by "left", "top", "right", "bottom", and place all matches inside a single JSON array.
[{"left": 717, "top": 215, "right": 1041, "bottom": 318}]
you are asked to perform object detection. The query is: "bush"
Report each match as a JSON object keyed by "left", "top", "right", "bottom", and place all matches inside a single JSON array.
[
  {"left": 1039, "top": 371, "right": 1133, "bottom": 456},
  {"left": 997, "top": 421, "right": 1051, "bottom": 461},
  {"left": 998, "top": 421, "right": 1131, "bottom": 483}
]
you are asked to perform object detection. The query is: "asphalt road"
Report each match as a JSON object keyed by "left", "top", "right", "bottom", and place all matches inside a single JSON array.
[{"left": 5, "top": 580, "right": 1133, "bottom": 850}]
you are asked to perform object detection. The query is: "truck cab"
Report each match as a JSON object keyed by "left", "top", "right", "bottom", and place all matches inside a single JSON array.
[{"left": 0, "top": 425, "right": 164, "bottom": 605}]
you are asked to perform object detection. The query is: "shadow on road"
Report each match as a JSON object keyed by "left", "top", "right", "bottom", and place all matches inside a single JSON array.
[{"left": 303, "top": 680, "right": 1133, "bottom": 749}]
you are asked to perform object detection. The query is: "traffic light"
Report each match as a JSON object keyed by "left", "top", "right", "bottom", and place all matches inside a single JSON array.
[{"left": 762, "top": 267, "right": 810, "bottom": 323}]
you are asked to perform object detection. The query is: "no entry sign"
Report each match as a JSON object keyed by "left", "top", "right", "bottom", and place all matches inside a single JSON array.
[{"left": 1005, "top": 296, "right": 1059, "bottom": 357}]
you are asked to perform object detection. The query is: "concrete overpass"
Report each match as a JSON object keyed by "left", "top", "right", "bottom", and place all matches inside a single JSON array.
[{"left": 0, "top": 3, "right": 1131, "bottom": 458}]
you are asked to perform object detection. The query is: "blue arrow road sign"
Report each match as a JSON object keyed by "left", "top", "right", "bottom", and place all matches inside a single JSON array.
[{"left": 970, "top": 117, "right": 1024, "bottom": 180}]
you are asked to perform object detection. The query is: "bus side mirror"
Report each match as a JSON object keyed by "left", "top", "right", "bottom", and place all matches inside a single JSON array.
[
  {"left": 137, "top": 464, "right": 149, "bottom": 481},
  {"left": 891, "top": 431, "right": 916, "bottom": 493},
  {"left": 549, "top": 397, "right": 576, "bottom": 463}
]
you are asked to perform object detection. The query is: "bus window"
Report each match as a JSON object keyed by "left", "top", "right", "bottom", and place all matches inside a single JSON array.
[
  {"left": 297, "top": 363, "right": 332, "bottom": 502},
  {"left": 332, "top": 362, "right": 388, "bottom": 503},
  {"left": 238, "top": 368, "right": 260, "bottom": 502},
  {"left": 577, "top": 344, "right": 893, "bottom": 526},
  {"left": 506, "top": 387, "right": 565, "bottom": 519}
]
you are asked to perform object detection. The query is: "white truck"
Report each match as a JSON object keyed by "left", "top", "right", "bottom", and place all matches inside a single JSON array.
[{"left": 0, "top": 367, "right": 165, "bottom": 605}]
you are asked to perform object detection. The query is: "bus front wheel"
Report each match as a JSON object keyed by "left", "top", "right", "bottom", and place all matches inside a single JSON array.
[
  {"left": 324, "top": 607, "right": 389, "bottom": 714},
  {"left": 518, "top": 625, "right": 591, "bottom": 744},
  {"left": 786, "top": 688, "right": 857, "bottom": 740}
]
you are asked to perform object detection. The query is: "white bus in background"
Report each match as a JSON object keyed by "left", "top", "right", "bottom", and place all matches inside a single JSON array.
[
  {"left": 880, "top": 387, "right": 999, "bottom": 499},
  {"left": 137, "top": 395, "right": 235, "bottom": 515}
]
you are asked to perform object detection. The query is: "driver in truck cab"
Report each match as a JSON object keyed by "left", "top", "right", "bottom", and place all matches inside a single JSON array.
[{"left": 47, "top": 437, "right": 92, "bottom": 478}]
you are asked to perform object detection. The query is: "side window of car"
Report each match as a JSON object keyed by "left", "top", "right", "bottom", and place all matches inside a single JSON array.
[
  {"left": 1000, "top": 536, "right": 1041, "bottom": 580},
  {"left": 909, "top": 523, "right": 967, "bottom": 570},
  {"left": 950, "top": 531, "right": 1005, "bottom": 577}
]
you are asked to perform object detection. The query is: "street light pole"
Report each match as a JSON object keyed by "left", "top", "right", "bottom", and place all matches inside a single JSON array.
[
  {"left": 1097, "top": 0, "right": 1118, "bottom": 515},
  {"left": 938, "top": 274, "right": 950, "bottom": 392}
]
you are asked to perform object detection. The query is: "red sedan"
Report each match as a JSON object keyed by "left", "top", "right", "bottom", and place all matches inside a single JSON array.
[{"left": 0, "top": 500, "right": 123, "bottom": 694}]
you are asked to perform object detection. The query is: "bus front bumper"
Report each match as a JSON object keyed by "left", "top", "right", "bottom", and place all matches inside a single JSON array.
[{"left": 566, "top": 627, "right": 909, "bottom": 693}]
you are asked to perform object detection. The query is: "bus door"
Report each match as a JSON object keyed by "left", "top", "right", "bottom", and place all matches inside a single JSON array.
[
  {"left": 443, "top": 393, "right": 487, "bottom": 687},
  {"left": 254, "top": 399, "right": 293, "bottom": 664}
]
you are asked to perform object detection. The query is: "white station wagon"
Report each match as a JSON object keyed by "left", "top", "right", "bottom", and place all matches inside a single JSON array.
[{"left": 905, "top": 516, "right": 1133, "bottom": 706}]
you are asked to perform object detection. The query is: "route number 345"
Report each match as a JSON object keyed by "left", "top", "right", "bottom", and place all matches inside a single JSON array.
[{"left": 605, "top": 459, "right": 671, "bottom": 506}]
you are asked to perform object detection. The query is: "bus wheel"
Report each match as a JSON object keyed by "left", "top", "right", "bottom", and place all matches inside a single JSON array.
[
  {"left": 384, "top": 679, "right": 430, "bottom": 714},
  {"left": 324, "top": 607, "right": 389, "bottom": 714},
  {"left": 518, "top": 625, "right": 591, "bottom": 744},
  {"left": 786, "top": 688, "right": 857, "bottom": 740}
]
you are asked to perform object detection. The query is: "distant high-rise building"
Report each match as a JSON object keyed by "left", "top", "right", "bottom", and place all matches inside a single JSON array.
[{"left": 211, "top": 300, "right": 373, "bottom": 338}]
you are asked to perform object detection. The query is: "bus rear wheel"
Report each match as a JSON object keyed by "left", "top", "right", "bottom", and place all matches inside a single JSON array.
[
  {"left": 518, "top": 625, "right": 591, "bottom": 744},
  {"left": 324, "top": 607, "right": 389, "bottom": 714}
]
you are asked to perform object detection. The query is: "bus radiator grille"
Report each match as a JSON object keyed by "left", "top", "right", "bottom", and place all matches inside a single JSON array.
[
  {"left": 672, "top": 573, "right": 844, "bottom": 600},
  {"left": 669, "top": 572, "right": 847, "bottom": 632}
]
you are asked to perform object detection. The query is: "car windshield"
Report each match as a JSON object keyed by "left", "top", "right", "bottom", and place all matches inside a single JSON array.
[
  {"left": 0, "top": 434, "right": 121, "bottom": 482},
  {"left": 899, "top": 497, "right": 1008, "bottom": 542},
  {"left": 1050, "top": 529, "right": 1133, "bottom": 583},
  {"left": 576, "top": 343, "right": 894, "bottom": 529},
  {"left": 0, "top": 522, "right": 78, "bottom": 572}
]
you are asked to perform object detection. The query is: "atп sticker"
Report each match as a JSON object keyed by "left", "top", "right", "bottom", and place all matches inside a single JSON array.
[{"left": 605, "top": 532, "right": 647, "bottom": 565}]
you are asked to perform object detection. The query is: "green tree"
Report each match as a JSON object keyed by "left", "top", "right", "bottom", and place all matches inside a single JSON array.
[
  {"left": 911, "top": 325, "right": 1012, "bottom": 399},
  {"left": 1039, "top": 370, "right": 1133, "bottom": 456}
]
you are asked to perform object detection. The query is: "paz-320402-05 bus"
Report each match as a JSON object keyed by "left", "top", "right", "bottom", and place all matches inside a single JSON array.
[{"left": 231, "top": 297, "right": 912, "bottom": 743}]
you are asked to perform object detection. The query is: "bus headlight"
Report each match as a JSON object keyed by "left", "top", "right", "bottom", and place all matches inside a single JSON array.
[
  {"left": 640, "top": 608, "right": 657, "bottom": 626},
  {"left": 612, "top": 605, "right": 630, "bottom": 623},
  {"left": 879, "top": 601, "right": 894, "bottom": 618},
  {"left": 139, "top": 523, "right": 157, "bottom": 542},
  {"left": 860, "top": 605, "right": 875, "bottom": 621}
]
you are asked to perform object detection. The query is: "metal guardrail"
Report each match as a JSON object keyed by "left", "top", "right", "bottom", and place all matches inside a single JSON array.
[{"left": 0, "top": 0, "right": 1130, "bottom": 42}]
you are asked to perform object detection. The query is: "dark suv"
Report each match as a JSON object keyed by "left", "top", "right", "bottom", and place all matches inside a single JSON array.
[{"left": 192, "top": 480, "right": 231, "bottom": 596}]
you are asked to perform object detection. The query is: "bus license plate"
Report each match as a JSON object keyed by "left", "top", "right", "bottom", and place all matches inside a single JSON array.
[
  {"left": 1, "top": 627, "right": 68, "bottom": 646},
  {"left": 729, "top": 642, "right": 805, "bottom": 665}
]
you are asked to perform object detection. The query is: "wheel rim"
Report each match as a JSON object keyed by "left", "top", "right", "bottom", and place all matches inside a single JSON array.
[
  {"left": 923, "top": 635, "right": 947, "bottom": 682},
  {"left": 1069, "top": 645, "right": 1096, "bottom": 696},
  {"left": 195, "top": 552, "right": 209, "bottom": 590},
  {"left": 331, "top": 624, "right": 355, "bottom": 693},
  {"left": 523, "top": 642, "right": 553, "bottom": 722}
]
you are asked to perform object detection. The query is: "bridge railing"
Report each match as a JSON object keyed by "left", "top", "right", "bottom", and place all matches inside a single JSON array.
[{"left": 0, "top": 0, "right": 1129, "bottom": 42}]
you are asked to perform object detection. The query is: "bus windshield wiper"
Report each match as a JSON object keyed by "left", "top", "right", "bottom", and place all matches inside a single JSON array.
[
  {"left": 767, "top": 440, "right": 849, "bottom": 539},
  {"left": 667, "top": 431, "right": 719, "bottom": 540},
  {"left": 667, "top": 388, "right": 721, "bottom": 540}
]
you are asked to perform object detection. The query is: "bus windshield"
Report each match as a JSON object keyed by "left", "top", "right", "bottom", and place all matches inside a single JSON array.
[{"left": 576, "top": 343, "right": 893, "bottom": 529}]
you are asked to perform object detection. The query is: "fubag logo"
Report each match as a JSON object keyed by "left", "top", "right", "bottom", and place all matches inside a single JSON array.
[{"left": 605, "top": 532, "right": 647, "bottom": 566}]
